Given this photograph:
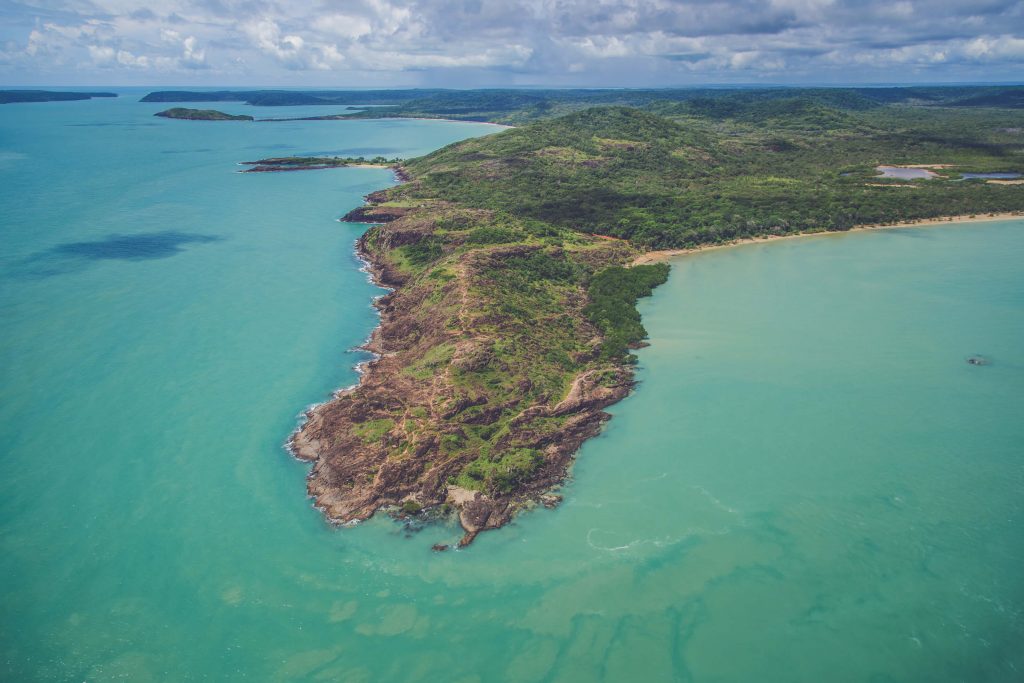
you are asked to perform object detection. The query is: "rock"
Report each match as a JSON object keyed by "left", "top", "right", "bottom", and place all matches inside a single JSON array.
[
  {"left": 540, "top": 494, "right": 562, "bottom": 509},
  {"left": 431, "top": 544, "right": 449, "bottom": 552}
]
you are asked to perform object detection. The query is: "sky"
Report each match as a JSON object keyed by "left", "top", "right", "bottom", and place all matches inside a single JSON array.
[{"left": 1, "top": 0, "right": 1022, "bottom": 87}]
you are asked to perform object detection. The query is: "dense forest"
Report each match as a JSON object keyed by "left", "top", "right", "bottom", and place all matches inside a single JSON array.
[{"left": 393, "top": 104, "right": 1023, "bottom": 248}]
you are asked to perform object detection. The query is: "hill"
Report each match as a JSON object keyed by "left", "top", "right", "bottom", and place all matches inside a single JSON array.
[{"left": 393, "top": 106, "right": 1024, "bottom": 247}]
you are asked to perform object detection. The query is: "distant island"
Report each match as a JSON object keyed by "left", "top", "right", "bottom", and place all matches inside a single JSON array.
[
  {"left": 143, "top": 85, "right": 1024, "bottom": 125},
  {"left": 282, "top": 92, "right": 1023, "bottom": 548},
  {"left": 155, "top": 108, "right": 253, "bottom": 121},
  {"left": 1, "top": 90, "right": 117, "bottom": 105},
  {"left": 141, "top": 90, "right": 437, "bottom": 106}
]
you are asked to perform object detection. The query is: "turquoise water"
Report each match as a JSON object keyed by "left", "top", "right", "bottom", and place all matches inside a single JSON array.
[{"left": 2, "top": 95, "right": 1023, "bottom": 682}]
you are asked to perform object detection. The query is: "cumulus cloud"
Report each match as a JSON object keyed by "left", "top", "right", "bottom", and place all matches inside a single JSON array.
[{"left": 1, "top": 0, "right": 1022, "bottom": 84}]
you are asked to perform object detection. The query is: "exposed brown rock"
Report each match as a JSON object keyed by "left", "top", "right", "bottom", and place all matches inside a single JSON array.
[{"left": 291, "top": 201, "right": 641, "bottom": 547}]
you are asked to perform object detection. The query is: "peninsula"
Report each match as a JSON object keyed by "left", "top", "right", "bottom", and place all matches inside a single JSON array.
[
  {"left": 284, "top": 99, "right": 1023, "bottom": 547},
  {"left": 155, "top": 108, "right": 253, "bottom": 121}
]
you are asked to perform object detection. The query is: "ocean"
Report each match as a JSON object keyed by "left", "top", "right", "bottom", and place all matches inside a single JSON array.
[{"left": 1, "top": 91, "right": 1022, "bottom": 682}]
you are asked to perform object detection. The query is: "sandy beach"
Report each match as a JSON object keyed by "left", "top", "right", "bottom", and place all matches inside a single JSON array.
[{"left": 632, "top": 212, "right": 1024, "bottom": 265}]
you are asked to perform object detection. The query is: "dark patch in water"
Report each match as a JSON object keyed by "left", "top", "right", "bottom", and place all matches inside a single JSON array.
[
  {"left": 15, "top": 231, "right": 222, "bottom": 278},
  {"left": 884, "top": 228, "right": 934, "bottom": 239},
  {"left": 51, "top": 231, "right": 221, "bottom": 260}
]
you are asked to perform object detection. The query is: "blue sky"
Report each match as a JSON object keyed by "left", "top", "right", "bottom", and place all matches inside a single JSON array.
[{"left": 2, "top": 0, "right": 1022, "bottom": 86}]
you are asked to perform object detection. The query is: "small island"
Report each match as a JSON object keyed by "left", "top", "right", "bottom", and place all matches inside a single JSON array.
[{"left": 155, "top": 108, "right": 253, "bottom": 121}]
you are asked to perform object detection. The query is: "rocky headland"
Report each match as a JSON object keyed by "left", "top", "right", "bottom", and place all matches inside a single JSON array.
[{"left": 290, "top": 181, "right": 665, "bottom": 548}]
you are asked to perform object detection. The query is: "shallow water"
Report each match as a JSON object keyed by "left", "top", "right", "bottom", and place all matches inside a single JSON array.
[
  {"left": 876, "top": 165, "right": 937, "bottom": 179},
  {"left": 2, "top": 94, "right": 1023, "bottom": 682},
  {"left": 960, "top": 172, "right": 1021, "bottom": 180}
]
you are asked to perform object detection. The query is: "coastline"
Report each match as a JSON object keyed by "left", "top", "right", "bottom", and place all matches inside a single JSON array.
[
  {"left": 389, "top": 116, "right": 514, "bottom": 128},
  {"left": 289, "top": 194, "right": 637, "bottom": 547},
  {"left": 632, "top": 212, "right": 1024, "bottom": 265}
]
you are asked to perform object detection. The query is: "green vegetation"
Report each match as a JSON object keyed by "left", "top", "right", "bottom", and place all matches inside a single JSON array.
[
  {"left": 341, "top": 86, "right": 1024, "bottom": 125},
  {"left": 399, "top": 500, "right": 422, "bottom": 515},
  {"left": 1, "top": 90, "right": 116, "bottom": 104},
  {"left": 456, "top": 448, "right": 544, "bottom": 494},
  {"left": 464, "top": 226, "right": 523, "bottom": 244},
  {"left": 154, "top": 108, "right": 253, "bottom": 121},
  {"left": 144, "top": 86, "right": 1024, "bottom": 126},
  {"left": 351, "top": 418, "right": 394, "bottom": 444},
  {"left": 396, "top": 105, "right": 1023, "bottom": 248},
  {"left": 585, "top": 264, "right": 671, "bottom": 359}
]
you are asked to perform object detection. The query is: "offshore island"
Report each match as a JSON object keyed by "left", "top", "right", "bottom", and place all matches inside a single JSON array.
[
  {"left": 155, "top": 107, "right": 254, "bottom": 121},
  {"left": 156, "top": 87, "right": 1024, "bottom": 547}
]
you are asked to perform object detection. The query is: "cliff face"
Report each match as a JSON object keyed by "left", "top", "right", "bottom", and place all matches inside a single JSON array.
[{"left": 290, "top": 203, "right": 643, "bottom": 547}]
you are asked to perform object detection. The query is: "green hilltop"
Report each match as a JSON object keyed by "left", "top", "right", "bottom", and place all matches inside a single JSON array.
[{"left": 387, "top": 105, "right": 1024, "bottom": 248}]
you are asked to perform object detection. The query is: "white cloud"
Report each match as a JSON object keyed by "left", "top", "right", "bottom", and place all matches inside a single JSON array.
[
  {"left": 1, "top": 0, "right": 1022, "bottom": 84},
  {"left": 313, "top": 14, "right": 373, "bottom": 40}
]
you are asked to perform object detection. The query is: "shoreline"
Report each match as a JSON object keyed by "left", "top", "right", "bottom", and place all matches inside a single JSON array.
[
  {"left": 632, "top": 212, "right": 1024, "bottom": 265},
  {"left": 291, "top": 191, "right": 635, "bottom": 547},
  {"left": 386, "top": 116, "right": 514, "bottom": 128}
]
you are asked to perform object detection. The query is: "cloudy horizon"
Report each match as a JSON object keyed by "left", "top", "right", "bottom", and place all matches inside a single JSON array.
[{"left": 2, "top": 0, "right": 1022, "bottom": 87}]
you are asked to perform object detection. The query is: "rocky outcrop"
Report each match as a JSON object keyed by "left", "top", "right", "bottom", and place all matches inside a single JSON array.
[{"left": 290, "top": 208, "right": 640, "bottom": 547}]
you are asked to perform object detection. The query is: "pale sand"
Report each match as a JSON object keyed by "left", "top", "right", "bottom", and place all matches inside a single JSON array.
[
  {"left": 988, "top": 179, "right": 1024, "bottom": 185},
  {"left": 631, "top": 212, "right": 1024, "bottom": 265}
]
